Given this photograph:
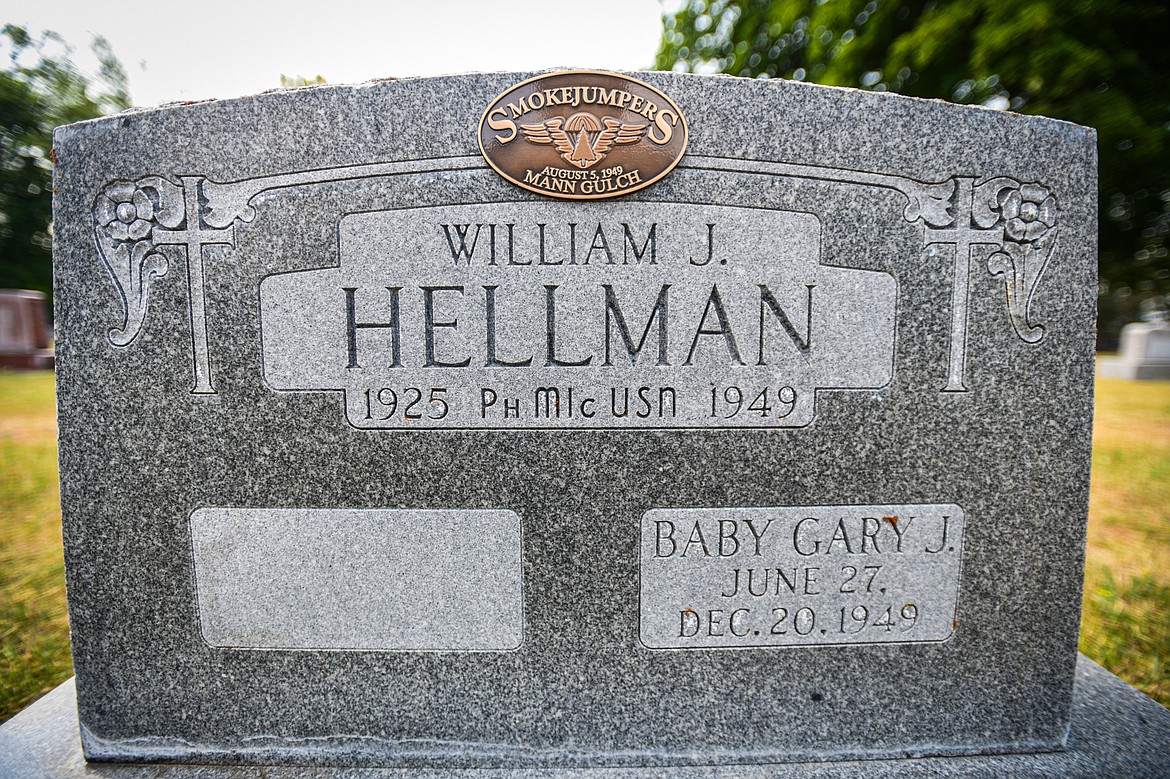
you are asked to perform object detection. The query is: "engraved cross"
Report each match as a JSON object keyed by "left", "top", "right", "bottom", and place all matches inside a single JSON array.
[
  {"left": 924, "top": 177, "right": 1004, "bottom": 392},
  {"left": 152, "top": 176, "right": 234, "bottom": 394}
]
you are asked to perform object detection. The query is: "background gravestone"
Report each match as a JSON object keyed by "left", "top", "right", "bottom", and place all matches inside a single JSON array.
[
  {"left": 0, "top": 289, "right": 53, "bottom": 369},
  {"left": 1098, "top": 320, "right": 1170, "bottom": 379},
  {"left": 45, "top": 70, "right": 1111, "bottom": 768}
]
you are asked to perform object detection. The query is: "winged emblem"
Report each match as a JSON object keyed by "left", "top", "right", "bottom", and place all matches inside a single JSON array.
[{"left": 521, "top": 112, "right": 647, "bottom": 169}]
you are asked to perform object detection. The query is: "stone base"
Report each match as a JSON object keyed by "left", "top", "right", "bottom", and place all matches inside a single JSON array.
[{"left": 2, "top": 655, "right": 1167, "bottom": 778}]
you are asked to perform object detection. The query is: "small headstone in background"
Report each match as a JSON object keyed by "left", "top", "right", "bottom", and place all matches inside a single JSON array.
[
  {"left": 0, "top": 289, "right": 53, "bottom": 369},
  {"left": 1098, "top": 319, "right": 1170, "bottom": 379}
]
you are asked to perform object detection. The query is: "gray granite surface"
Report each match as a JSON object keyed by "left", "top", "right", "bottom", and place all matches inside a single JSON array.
[
  {"left": 4, "top": 656, "right": 1169, "bottom": 777},
  {"left": 52, "top": 71, "right": 1097, "bottom": 767},
  {"left": 189, "top": 508, "right": 523, "bottom": 651}
]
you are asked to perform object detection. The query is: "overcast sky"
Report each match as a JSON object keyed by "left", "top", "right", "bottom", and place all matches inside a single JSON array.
[{"left": 4, "top": 0, "right": 671, "bottom": 107}]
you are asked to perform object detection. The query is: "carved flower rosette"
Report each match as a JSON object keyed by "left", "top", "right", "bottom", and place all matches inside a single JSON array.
[
  {"left": 93, "top": 177, "right": 185, "bottom": 346},
  {"left": 973, "top": 178, "right": 1059, "bottom": 344}
]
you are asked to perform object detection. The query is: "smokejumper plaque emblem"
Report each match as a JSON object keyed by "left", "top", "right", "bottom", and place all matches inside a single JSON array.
[{"left": 479, "top": 71, "right": 688, "bottom": 200}]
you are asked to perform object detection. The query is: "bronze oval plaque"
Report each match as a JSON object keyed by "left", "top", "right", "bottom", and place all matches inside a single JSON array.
[{"left": 478, "top": 70, "right": 689, "bottom": 200}]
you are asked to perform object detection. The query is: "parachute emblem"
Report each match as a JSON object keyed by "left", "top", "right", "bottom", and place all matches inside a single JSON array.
[{"left": 520, "top": 112, "right": 647, "bottom": 169}]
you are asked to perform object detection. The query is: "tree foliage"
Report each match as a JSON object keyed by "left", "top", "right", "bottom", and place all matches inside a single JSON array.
[
  {"left": 0, "top": 25, "right": 129, "bottom": 301},
  {"left": 656, "top": 1, "right": 1170, "bottom": 344},
  {"left": 280, "top": 74, "right": 327, "bottom": 88}
]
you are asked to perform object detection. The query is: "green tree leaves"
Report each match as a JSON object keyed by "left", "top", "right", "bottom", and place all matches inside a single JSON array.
[{"left": 0, "top": 25, "right": 129, "bottom": 302}]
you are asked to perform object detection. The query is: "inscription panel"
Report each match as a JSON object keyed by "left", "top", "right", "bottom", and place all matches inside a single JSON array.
[
  {"left": 640, "top": 505, "right": 963, "bottom": 649},
  {"left": 260, "top": 203, "right": 896, "bottom": 429},
  {"left": 190, "top": 508, "right": 523, "bottom": 651}
]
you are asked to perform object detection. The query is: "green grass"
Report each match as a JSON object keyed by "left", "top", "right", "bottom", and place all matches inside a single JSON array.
[
  {"left": 0, "top": 370, "right": 70, "bottom": 723},
  {"left": 1079, "top": 377, "right": 1170, "bottom": 704},
  {"left": 0, "top": 371, "right": 1167, "bottom": 723}
]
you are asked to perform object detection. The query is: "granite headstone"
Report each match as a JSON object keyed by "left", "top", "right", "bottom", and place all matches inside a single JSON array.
[{"left": 52, "top": 71, "right": 1099, "bottom": 768}]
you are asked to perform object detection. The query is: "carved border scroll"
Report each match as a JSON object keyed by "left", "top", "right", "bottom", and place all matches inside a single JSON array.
[{"left": 92, "top": 156, "right": 1057, "bottom": 396}]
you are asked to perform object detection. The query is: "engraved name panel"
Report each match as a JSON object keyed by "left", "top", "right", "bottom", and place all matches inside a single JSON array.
[
  {"left": 260, "top": 203, "right": 896, "bottom": 429},
  {"left": 190, "top": 508, "right": 523, "bottom": 651},
  {"left": 640, "top": 505, "right": 963, "bottom": 649}
]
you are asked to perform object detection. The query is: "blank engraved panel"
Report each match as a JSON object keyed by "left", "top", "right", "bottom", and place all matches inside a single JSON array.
[{"left": 190, "top": 508, "right": 523, "bottom": 651}]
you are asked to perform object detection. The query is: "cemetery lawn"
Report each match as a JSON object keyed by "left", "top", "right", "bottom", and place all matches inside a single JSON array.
[
  {"left": 0, "top": 371, "right": 1168, "bottom": 723},
  {"left": 1079, "top": 376, "right": 1170, "bottom": 705},
  {"left": 0, "top": 370, "right": 69, "bottom": 723}
]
